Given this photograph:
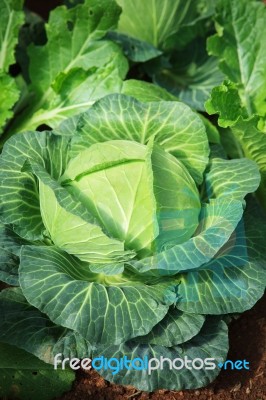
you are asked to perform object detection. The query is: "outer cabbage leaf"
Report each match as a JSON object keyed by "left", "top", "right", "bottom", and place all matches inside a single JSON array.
[
  {"left": 206, "top": 94, "right": 266, "bottom": 209},
  {"left": 153, "top": 39, "right": 224, "bottom": 111},
  {"left": 0, "top": 288, "right": 93, "bottom": 363},
  {"left": 177, "top": 198, "right": 266, "bottom": 315},
  {"left": 19, "top": 245, "right": 179, "bottom": 346},
  {"left": 205, "top": 81, "right": 249, "bottom": 127},
  {"left": 5, "top": 0, "right": 128, "bottom": 137},
  {"left": 231, "top": 118, "right": 266, "bottom": 208},
  {"left": 29, "top": 0, "right": 123, "bottom": 93},
  {"left": 0, "top": 74, "right": 20, "bottom": 135},
  {"left": 0, "top": 0, "right": 24, "bottom": 134},
  {"left": 207, "top": 0, "right": 266, "bottom": 117},
  {"left": 0, "top": 131, "right": 72, "bottom": 240},
  {"left": 133, "top": 308, "right": 205, "bottom": 347},
  {"left": 0, "top": 342, "right": 74, "bottom": 400},
  {"left": 0, "top": 223, "right": 29, "bottom": 285},
  {"left": 116, "top": 0, "right": 216, "bottom": 51},
  {"left": 205, "top": 0, "right": 266, "bottom": 209},
  {"left": 205, "top": 158, "right": 260, "bottom": 201},
  {"left": 56, "top": 80, "right": 219, "bottom": 145},
  {"left": 107, "top": 31, "right": 162, "bottom": 62},
  {"left": 130, "top": 198, "right": 244, "bottom": 276},
  {"left": 176, "top": 162, "right": 264, "bottom": 314},
  {"left": 94, "top": 318, "right": 228, "bottom": 391},
  {"left": 0, "top": 0, "right": 24, "bottom": 71},
  {"left": 54, "top": 79, "right": 179, "bottom": 136},
  {"left": 13, "top": 47, "right": 127, "bottom": 131},
  {"left": 71, "top": 94, "right": 209, "bottom": 185},
  {"left": 122, "top": 82, "right": 221, "bottom": 144},
  {"left": 121, "top": 80, "right": 178, "bottom": 102}
]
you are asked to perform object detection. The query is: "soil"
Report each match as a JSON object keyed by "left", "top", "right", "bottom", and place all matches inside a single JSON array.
[{"left": 58, "top": 294, "right": 266, "bottom": 400}]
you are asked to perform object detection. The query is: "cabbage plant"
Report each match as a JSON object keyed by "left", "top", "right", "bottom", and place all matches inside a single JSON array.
[{"left": 0, "top": 94, "right": 265, "bottom": 391}]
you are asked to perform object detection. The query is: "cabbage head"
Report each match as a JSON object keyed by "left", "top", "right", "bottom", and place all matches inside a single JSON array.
[{"left": 0, "top": 95, "right": 265, "bottom": 391}]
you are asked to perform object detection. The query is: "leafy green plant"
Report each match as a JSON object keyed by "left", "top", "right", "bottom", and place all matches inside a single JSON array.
[
  {"left": 112, "top": 0, "right": 266, "bottom": 208},
  {"left": 205, "top": 0, "right": 266, "bottom": 209},
  {"left": 0, "top": 0, "right": 128, "bottom": 146},
  {"left": 0, "top": 342, "right": 74, "bottom": 400},
  {"left": 111, "top": 0, "right": 224, "bottom": 111},
  {"left": 0, "top": 0, "right": 24, "bottom": 134},
  {"left": 0, "top": 94, "right": 265, "bottom": 393},
  {"left": 0, "top": 0, "right": 266, "bottom": 397}
]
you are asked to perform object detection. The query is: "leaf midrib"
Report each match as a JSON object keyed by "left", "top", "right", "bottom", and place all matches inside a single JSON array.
[
  {"left": 0, "top": 7, "right": 14, "bottom": 71},
  {"left": 62, "top": 158, "right": 144, "bottom": 184}
]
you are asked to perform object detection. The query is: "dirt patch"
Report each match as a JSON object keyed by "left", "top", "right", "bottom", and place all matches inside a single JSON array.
[{"left": 58, "top": 293, "right": 265, "bottom": 400}]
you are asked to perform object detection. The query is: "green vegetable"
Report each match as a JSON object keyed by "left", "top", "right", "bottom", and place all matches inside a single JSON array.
[
  {"left": 205, "top": 0, "right": 266, "bottom": 209},
  {"left": 0, "top": 0, "right": 24, "bottom": 134},
  {"left": 0, "top": 0, "right": 266, "bottom": 396},
  {"left": 114, "top": 0, "right": 223, "bottom": 110},
  {"left": 0, "top": 0, "right": 128, "bottom": 145},
  {"left": 0, "top": 342, "right": 75, "bottom": 400},
  {"left": 0, "top": 94, "right": 265, "bottom": 392}
]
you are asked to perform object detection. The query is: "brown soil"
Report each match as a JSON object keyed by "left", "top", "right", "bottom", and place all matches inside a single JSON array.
[{"left": 58, "top": 294, "right": 266, "bottom": 400}]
